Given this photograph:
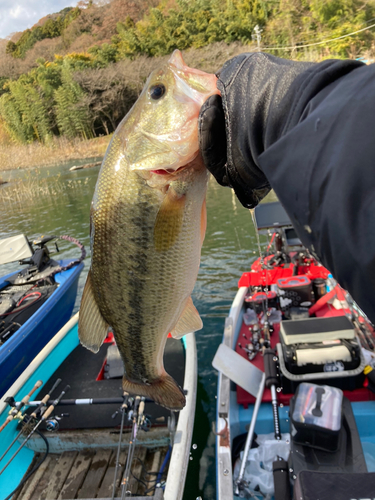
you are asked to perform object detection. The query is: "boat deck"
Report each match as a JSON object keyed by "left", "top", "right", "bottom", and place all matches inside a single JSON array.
[{"left": 14, "top": 445, "right": 169, "bottom": 500}]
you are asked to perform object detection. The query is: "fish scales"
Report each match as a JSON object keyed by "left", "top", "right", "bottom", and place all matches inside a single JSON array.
[{"left": 79, "top": 50, "right": 219, "bottom": 410}]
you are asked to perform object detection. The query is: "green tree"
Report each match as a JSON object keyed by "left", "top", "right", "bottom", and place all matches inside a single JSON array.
[
  {"left": 54, "top": 61, "right": 92, "bottom": 139},
  {"left": 0, "top": 76, "right": 53, "bottom": 143}
]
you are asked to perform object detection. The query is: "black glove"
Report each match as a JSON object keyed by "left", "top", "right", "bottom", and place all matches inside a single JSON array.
[
  {"left": 199, "top": 53, "right": 316, "bottom": 208},
  {"left": 199, "top": 53, "right": 364, "bottom": 209}
]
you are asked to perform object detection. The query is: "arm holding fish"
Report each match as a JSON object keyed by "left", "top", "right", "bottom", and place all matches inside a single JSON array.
[{"left": 199, "top": 53, "right": 375, "bottom": 324}]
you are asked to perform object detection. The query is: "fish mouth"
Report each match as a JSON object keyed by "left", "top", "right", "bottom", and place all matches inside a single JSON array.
[
  {"left": 143, "top": 151, "right": 204, "bottom": 189},
  {"left": 150, "top": 165, "right": 187, "bottom": 176}
]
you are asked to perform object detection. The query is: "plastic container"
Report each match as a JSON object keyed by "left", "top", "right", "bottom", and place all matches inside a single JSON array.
[
  {"left": 290, "top": 383, "right": 343, "bottom": 452},
  {"left": 244, "top": 291, "right": 278, "bottom": 313},
  {"left": 312, "top": 278, "right": 326, "bottom": 300},
  {"left": 277, "top": 275, "right": 314, "bottom": 306}
]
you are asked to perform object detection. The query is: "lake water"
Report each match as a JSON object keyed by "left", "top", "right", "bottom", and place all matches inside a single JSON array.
[{"left": 0, "top": 161, "right": 276, "bottom": 499}]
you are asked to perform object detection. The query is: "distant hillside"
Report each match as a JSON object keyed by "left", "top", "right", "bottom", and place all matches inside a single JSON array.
[
  {"left": 0, "top": 0, "right": 158, "bottom": 79},
  {"left": 0, "top": 0, "right": 374, "bottom": 147}
]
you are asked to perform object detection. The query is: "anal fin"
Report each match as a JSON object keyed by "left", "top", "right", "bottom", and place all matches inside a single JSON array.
[
  {"left": 171, "top": 296, "right": 203, "bottom": 339},
  {"left": 78, "top": 269, "right": 108, "bottom": 353}
]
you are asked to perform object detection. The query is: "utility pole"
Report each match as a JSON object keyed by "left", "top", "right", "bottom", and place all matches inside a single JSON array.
[{"left": 252, "top": 25, "right": 262, "bottom": 51}]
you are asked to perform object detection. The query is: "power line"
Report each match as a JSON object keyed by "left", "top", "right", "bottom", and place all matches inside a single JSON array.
[{"left": 260, "top": 22, "right": 375, "bottom": 51}]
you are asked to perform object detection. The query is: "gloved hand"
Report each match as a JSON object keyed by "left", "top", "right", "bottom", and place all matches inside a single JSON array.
[{"left": 199, "top": 53, "right": 315, "bottom": 208}]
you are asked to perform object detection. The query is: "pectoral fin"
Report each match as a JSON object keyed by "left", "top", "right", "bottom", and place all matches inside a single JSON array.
[
  {"left": 154, "top": 188, "right": 186, "bottom": 251},
  {"left": 78, "top": 269, "right": 108, "bottom": 353},
  {"left": 171, "top": 296, "right": 203, "bottom": 339}
]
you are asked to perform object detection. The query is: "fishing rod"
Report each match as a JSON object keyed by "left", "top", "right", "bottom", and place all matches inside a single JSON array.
[
  {"left": 0, "top": 380, "right": 43, "bottom": 433},
  {"left": 121, "top": 396, "right": 146, "bottom": 500},
  {"left": 0, "top": 385, "right": 69, "bottom": 477},
  {"left": 0, "top": 378, "right": 61, "bottom": 464},
  {"left": 235, "top": 373, "right": 266, "bottom": 496},
  {"left": 28, "top": 391, "right": 187, "bottom": 407},
  {"left": 111, "top": 392, "right": 131, "bottom": 500}
]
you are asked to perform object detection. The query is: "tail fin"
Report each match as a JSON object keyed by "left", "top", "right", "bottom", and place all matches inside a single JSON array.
[{"left": 122, "top": 373, "right": 185, "bottom": 411}]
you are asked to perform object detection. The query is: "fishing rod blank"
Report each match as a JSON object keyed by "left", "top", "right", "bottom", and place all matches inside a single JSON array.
[
  {"left": 121, "top": 396, "right": 144, "bottom": 499},
  {"left": 0, "top": 380, "right": 43, "bottom": 433},
  {"left": 111, "top": 393, "right": 130, "bottom": 500},
  {"left": 235, "top": 373, "right": 265, "bottom": 495},
  {"left": 0, "top": 385, "right": 70, "bottom": 477},
  {"left": 28, "top": 397, "right": 126, "bottom": 406},
  {"left": 28, "top": 391, "right": 187, "bottom": 407},
  {"left": 0, "top": 378, "right": 61, "bottom": 464}
]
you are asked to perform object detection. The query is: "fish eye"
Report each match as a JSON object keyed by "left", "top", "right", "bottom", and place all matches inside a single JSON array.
[{"left": 149, "top": 83, "right": 166, "bottom": 100}]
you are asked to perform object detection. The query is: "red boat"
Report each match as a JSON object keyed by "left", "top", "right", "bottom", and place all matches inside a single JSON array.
[{"left": 214, "top": 201, "right": 375, "bottom": 500}]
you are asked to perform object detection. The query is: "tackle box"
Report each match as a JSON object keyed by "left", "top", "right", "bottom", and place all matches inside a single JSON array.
[
  {"left": 279, "top": 316, "right": 361, "bottom": 374},
  {"left": 277, "top": 275, "right": 314, "bottom": 306},
  {"left": 279, "top": 316, "right": 364, "bottom": 392},
  {"left": 290, "top": 383, "right": 343, "bottom": 452}
]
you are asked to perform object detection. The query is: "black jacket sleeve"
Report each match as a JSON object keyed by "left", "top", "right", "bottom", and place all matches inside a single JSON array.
[{"left": 258, "top": 60, "right": 375, "bottom": 323}]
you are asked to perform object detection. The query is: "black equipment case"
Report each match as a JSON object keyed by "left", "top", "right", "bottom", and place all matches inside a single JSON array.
[{"left": 279, "top": 316, "right": 362, "bottom": 375}]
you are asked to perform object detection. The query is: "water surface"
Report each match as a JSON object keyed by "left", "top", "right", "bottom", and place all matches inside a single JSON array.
[{"left": 0, "top": 162, "right": 275, "bottom": 499}]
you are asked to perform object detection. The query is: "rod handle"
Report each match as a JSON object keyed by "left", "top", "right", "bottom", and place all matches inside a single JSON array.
[
  {"left": 41, "top": 393, "right": 51, "bottom": 405},
  {"left": 264, "top": 349, "right": 279, "bottom": 388},
  {"left": 48, "top": 378, "right": 62, "bottom": 396},
  {"left": 42, "top": 404, "right": 55, "bottom": 420},
  {"left": 31, "top": 398, "right": 48, "bottom": 418},
  {"left": 21, "top": 380, "right": 43, "bottom": 405},
  {"left": 138, "top": 400, "right": 145, "bottom": 418}
]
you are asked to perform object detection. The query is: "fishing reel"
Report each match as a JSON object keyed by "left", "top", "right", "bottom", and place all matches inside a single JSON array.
[{"left": 45, "top": 413, "right": 69, "bottom": 432}]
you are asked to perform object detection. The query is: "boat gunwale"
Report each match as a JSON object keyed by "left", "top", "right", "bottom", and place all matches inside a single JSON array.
[
  {"left": 0, "top": 312, "right": 79, "bottom": 416},
  {"left": 164, "top": 330, "right": 197, "bottom": 500},
  {"left": 216, "top": 286, "right": 248, "bottom": 500},
  {"left": 0, "top": 260, "right": 83, "bottom": 361}
]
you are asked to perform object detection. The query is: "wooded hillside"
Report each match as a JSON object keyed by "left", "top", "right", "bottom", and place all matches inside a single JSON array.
[{"left": 0, "top": 0, "right": 374, "bottom": 146}]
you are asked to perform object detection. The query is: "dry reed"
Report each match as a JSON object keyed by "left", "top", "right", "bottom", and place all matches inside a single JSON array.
[{"left": 0, "top": 169, "right": 90, "bottom": 205}]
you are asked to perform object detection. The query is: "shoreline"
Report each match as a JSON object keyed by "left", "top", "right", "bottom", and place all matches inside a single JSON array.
[{"left": 0, "top": 135, "right": 111, "bottom": 173}]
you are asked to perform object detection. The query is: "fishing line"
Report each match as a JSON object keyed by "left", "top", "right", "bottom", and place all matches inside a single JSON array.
[
  {"left": 35, "top": 235, "right": 86, "bottom": 285},
  {"left": 259, "top": 22, "right": 375, "bottom": 52}
]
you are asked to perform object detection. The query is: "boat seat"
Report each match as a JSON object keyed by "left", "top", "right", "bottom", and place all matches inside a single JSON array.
[{"left": 293, "top": 470, "right": 375, "bottom": 500}]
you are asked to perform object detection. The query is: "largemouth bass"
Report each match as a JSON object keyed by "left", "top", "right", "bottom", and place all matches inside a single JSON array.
[{"left": 78, "top": 50, "right": 219, "bottom": 410}]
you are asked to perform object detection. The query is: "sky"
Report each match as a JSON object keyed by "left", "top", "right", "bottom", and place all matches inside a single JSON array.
[{"left": 0, "top": 1, "right": 77, "bottom": 40}]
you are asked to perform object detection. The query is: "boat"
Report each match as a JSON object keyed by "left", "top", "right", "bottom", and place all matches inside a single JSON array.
[
  {"left": 213, "top": 201, "right": 375, "bottom": 500},
  {"left": 0, "top": 234, "right": 84, "bottom": 397},
  {"left": 0, "top": 312, "right": 197, "bottom": 500}
]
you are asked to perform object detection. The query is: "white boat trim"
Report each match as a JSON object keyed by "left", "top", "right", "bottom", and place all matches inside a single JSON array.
[
  {"left": 164, "top": 331, "right": 197, "bottom": 500},
  {"left": 0, "top": 313, "right": 79, "bottom": 416},
  {"left": 228, "top": 286, "right": 248, "bottom": 348},
  {"left": 216, "top": 286, "right": 248, "bottom": 500}
]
